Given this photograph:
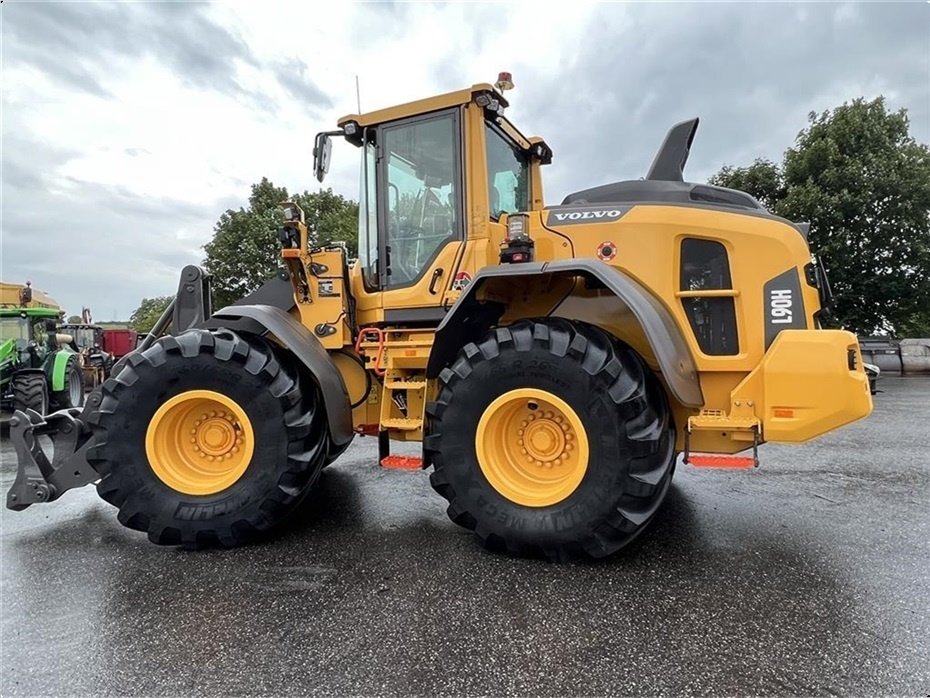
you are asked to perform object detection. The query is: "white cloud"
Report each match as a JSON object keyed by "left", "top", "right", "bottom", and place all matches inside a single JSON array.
[{"left": 1, "top": 1, "right": 926, "bottom": 319}]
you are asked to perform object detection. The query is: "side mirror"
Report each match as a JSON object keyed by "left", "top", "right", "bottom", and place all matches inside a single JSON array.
[{"left": 313, "top": 132, "right": 333, "bottom": 183}]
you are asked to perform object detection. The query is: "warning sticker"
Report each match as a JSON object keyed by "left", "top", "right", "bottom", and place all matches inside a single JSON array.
[{"left": 452, "top": 271, "right": 472, "bottom": 291}]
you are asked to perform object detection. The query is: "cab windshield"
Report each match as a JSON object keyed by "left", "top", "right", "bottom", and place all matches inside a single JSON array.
[
  {"left": 0, "top": 318, "right": 29, "bottom": 341},
  {"left": 68, "top": 328, "right": 98, "bottom": 349}
]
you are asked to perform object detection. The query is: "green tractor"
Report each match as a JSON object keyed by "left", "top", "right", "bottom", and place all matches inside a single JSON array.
[{"left": 0, "top": 307, "right": 85, "bottom": 416}]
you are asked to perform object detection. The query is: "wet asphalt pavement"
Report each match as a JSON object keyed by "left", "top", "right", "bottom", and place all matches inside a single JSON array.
[{"left": 1, "top": 377, "right": 928, "bottom": 697}]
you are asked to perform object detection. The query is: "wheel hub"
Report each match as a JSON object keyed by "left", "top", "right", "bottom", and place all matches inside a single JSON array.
[
  {"left": 191, "top": 412, "right": 242, "bottom": 459},
  {"left": 522, "top": 413, "right": 571, "bottom": 465},
  {"left": 145, "top": 390, "right": 254, "bottom": 495},
  {"left": 476, "top": 388, "right": 589, "bottom": 507}
]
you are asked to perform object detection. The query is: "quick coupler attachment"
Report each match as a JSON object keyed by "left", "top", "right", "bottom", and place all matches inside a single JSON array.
[{"left": 6, "top": 406, "right": 99, "bottom": 511}]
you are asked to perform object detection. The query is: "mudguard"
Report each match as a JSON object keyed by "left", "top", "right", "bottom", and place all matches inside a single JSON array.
[
  {"left": 426, "top": 259, "right": 704, "bottom": 408},
  {"left": 49, "top": 350, "right": 75, "bottom": 392},
  {"left": 205, "top": 304, "right": 354, "bottom": 446}
]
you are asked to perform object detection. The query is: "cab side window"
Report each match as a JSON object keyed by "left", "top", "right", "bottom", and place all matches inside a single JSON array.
[
  {"left": 32, "top": 320, "right": 47, "bottom": 346},
  {"left": 485, "top": 124, "right": 529, "bottom": 219},
  {"left": 383, "top": 112, "right": 459, "bottom": 287}
]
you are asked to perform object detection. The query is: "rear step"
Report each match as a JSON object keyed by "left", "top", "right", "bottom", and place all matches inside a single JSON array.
[
  {"left": 380, "top": 456, "right": 423, "bottom": 470},
  {"left": 684, "top": 411, "right": 760, "bottom": 469},
  {"left": 685, "top": 454, "right": 756, "bottom": 469}
]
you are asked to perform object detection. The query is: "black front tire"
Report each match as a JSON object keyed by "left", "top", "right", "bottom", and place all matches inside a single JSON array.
[
  {"left": 12, "top": 373, "right": 49, "bottom": 415},
  {"left": 425, "top": 319, "right": 676, "bottom": 561},
  {"left": 50, "top": 355, "right": 85, "bottom": 410},
  {"left": 87, "top": 329, "right": 329, "bottom": 549}
]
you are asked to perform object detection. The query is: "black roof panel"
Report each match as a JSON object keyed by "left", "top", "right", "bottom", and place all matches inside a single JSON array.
[{"left": 561, "top": 179, "right": 767, "bottom": 211}]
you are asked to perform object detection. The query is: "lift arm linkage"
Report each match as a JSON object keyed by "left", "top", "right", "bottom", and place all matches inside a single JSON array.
[{"left": 6, "top": 403, "right": 100, "bottom": 511}]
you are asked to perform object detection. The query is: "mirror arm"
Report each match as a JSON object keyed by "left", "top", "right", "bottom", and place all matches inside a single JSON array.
[{"left": 313, "top": 129, "right": 346, "bottom": 183}]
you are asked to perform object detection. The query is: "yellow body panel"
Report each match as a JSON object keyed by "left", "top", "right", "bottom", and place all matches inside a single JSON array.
[{"left": 731, "top": 330, "right": 873, "bottom": 442}]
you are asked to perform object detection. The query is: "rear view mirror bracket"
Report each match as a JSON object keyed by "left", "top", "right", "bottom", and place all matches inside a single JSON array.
[{"left": 313, "top": 130, "right": 345, "bottom": 183}]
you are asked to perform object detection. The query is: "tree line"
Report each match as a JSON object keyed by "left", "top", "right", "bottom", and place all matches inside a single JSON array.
[{"left": 131, "top": 97, "right": 929, "bottom": 337}]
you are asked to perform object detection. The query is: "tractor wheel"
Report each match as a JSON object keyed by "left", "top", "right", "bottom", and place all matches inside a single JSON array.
[
  {"left": 50, "top": 355, "right": 85, "bottom": 410},
  {"left": 87, "top": 329, "right": 329, "bottom": 549},
  {"left": 12, "top": 373, "right": 49, "bottom": 415},
  {"left": 425, "top": 319, "right": 675, "bottom": 561}
]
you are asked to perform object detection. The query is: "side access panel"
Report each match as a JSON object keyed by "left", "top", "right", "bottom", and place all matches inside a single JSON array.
[{"left": 426, "top": 259, "right": 704, "bottom": 408}]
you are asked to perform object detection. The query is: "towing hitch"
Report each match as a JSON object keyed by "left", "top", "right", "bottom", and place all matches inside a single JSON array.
[{"left": 6, "top": 400, "right": 100, "bottom": 511}]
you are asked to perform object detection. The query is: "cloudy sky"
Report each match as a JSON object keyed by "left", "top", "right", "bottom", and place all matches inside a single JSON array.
[{"left": 2, "top": 1, "right": 927, "bottom": 320}]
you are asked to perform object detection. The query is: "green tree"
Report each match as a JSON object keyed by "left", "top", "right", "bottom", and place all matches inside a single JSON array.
[
  {"left": 66, "top": 315, "right": 82, "bottom": 324},
  {"left": 203, "top": 178, "right": 358, "bottom": 308},
  {"left": 130, "top": 296, "right": 173, "bottom": 333},
  {"left": 710, "top": 97, "right": 930, "bottom": 336},
  {"left": 709, "top": 158, "right": 785, "bottom": 211},
  {"left": 296, "top": 188, "right": 359, "bottom": 253}
]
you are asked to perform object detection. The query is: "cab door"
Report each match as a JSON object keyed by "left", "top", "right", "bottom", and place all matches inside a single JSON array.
[{"left": 375, "top": 108, "right": 465, "bottom": 320}]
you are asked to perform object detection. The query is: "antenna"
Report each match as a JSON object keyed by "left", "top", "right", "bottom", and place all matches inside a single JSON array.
[{"left": 355, "top": 75, "right": 361, "bottom": 113}]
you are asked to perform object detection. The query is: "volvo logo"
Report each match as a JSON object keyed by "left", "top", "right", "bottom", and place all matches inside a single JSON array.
[{"left": 546, "top": 207, "right": 630, "bottom": 226}]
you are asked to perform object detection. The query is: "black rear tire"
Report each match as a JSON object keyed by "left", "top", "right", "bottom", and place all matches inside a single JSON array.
[
  {"left": 87, "top": 329, "right": 329, "bottom": 549},
  {"left": 50, "top": 355, "right": 85, "bottom": 410},
  {"left": 12, "top": 373, "right": 49, "bottom": 415},
  {"left": 425, "top": 319, "right": 675, "bottom": 561}
]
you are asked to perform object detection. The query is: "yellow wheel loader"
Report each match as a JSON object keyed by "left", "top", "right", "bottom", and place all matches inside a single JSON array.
[{"left": 6, "top": 81, "right": 873, "bottom": 559}]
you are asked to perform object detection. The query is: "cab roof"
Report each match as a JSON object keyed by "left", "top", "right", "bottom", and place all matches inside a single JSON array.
[
  {"left": 335, "top": 83, "right": 550, "bottom": 161},
  {"left": 337, "top": 83, "right": 508, "bottom": 129}
]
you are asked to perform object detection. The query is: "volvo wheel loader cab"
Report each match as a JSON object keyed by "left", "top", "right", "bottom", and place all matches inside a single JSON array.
[{"left": 6, "top": 80, "right": 873, "bottom": 559}]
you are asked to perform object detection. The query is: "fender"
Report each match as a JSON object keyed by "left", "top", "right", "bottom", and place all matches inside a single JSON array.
[
  {"left": 205, "top": 304, "right": 353, "bottom": 446},
  {"left": 49, "top": 350, "right": 76, "bottom": 392},
  {"left": 426, "top": 259, "right": 704, "bottom": 408}
]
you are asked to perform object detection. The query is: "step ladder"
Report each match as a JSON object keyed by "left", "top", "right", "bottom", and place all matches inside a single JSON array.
[
  {"left": 378, "top": 371, "right": 427, "bottom": 469},
  {"left": 684, "top": 409, "right": 761, "bottom": 469}
]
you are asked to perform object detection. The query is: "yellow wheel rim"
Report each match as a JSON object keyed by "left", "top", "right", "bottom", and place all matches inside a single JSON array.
[
  {"left": 145, "top": 390, "right": 254, "bottom": 496},
  {"left": 475, "top": 388, "right": 589, "bottom": 507}
]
